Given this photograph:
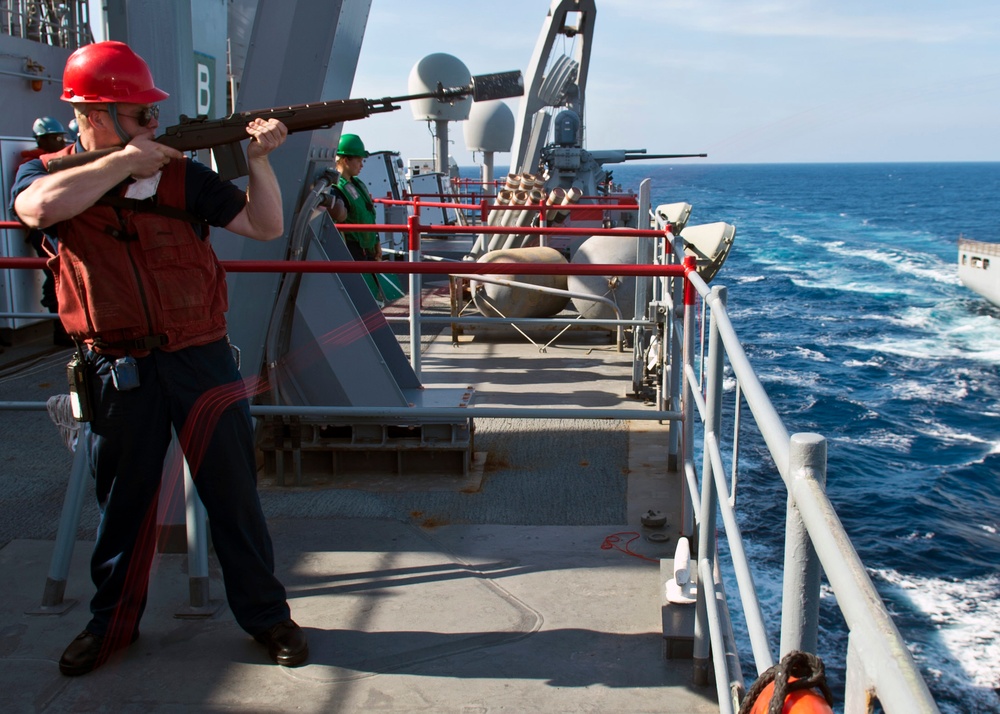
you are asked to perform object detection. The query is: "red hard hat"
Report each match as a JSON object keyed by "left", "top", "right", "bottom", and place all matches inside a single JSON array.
[{"left": 61, "top": 41, "right": 169, "bottom": 104}]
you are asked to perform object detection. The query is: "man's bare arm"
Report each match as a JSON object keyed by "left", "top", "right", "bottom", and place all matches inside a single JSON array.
[
  {"left": 14, "top": 136, "right": 183, "bottom": 229},
  {"left": 223, "top": 118, "right": 288, "bottom": 241}
]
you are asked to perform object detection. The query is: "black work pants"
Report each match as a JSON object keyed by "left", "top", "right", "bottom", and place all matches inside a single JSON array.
[{"left": 83, "top": 338, "right": 290, "bottom": 646}]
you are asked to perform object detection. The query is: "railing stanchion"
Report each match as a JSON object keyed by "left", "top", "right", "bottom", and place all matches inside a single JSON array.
[
  {"left": 844, "top": 633, "right": 876, "bottom": 714},
  {"left": 693, "top": 284, "right": 726, "bottom": 686},
  {"left": 632, "top": 179, "right": 653, "bottom": 390},
  {"left": 666, "top": 232, "right": 683, "bottom": 470},
  {"left": 408, "top": 215, "right": 422, "bottom": 377},
  {"left": 681, "top": 255, "right": 698, "bottom": 540},
  {"left": 781, "top": 432, "right": 826, "bottom": 656},
  {"left": 175, "top": 431, "right": 222, "bottom": 617},
  {"left": 32, "top": 428, "right": 89, "bottom": 614}
]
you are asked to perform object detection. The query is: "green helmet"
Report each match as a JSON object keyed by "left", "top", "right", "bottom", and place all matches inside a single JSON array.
[
  {"left": 32, "top": 116, "right": 67, "bottom": 138},
  {"left": 337, "top": 133, "right": 369, "bottom": 158}
]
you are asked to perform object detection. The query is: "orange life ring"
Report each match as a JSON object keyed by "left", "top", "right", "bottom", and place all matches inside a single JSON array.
[{"left": 748, "top": 678, "right": 835, "bottom": 714}]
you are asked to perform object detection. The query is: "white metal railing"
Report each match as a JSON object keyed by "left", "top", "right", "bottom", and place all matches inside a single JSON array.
[
  {"left": 658, "top": 221, "right": 942, "bottom": 712},
  {"left": 1, "top": 0, "right": 92, "bottom": 49},
  {"left": 958, "top": 236, "right": 1000, "bottom": 258}
]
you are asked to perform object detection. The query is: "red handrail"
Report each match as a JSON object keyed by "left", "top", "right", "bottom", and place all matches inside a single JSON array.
[
  {"left": 0, "top": 255, "right": 687, "bottom": 278},
  {"left": 2, "top": 215, "right": 685, "bottom": 275},
  {"left": 2, "top": 214, "right": 690, "bottom": 279},
  {"left": 378, "top": 197, "right": 635, "bottom": 212}
]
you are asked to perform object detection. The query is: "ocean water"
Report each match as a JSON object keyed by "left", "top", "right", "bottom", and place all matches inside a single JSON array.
[{"left": 611, "top": 162, "right": 1000, "bottom": 713}]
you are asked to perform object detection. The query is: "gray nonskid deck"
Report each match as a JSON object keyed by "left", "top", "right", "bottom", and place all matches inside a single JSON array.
[
  {"left": 2, "top": 521, "right": 716, "bottom": 713},
  {"left": 0, "top": 316, "right": 716, "bottom": 713}
]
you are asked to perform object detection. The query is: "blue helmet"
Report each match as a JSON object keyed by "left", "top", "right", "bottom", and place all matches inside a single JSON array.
[
  {"left": 32, "top": 116, "right": 67, "bottom": 138},
  {"left": 66, "top": 118, "right": 79, "bottom": 142}
]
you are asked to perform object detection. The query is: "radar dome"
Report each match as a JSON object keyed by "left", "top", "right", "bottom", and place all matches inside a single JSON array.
[
  {"left": 408, "top": 53, "right": 472, "bottom": 122},
  {"left": 464, "top": 101, "right": 515, "bottom": 153}
]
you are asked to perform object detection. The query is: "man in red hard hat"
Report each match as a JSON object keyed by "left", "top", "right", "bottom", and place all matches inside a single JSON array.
[{"left": 11, "top": 41, "right": 308, "bottom": 676}]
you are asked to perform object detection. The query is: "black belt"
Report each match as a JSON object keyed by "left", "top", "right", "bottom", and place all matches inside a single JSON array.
[{"left": 93, "top": 334, "right": 168, "bottom": 352}]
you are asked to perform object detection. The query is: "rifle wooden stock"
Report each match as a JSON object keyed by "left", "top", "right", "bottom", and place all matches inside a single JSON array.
[{"left": 46, "top": 70, "right": 524, "bottom": 180}]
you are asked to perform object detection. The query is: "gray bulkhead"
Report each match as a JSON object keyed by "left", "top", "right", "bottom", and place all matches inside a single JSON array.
[{"left": 98, "top": 1, "right": 470, "bottom": 478}]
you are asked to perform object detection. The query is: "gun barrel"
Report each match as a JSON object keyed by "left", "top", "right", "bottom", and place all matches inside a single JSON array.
[
  {"left": 622, "top": 153, "right": 707, "bottom": 161},
  {"left": 588, "top": 150, "right": 708, "bottom": 166}
]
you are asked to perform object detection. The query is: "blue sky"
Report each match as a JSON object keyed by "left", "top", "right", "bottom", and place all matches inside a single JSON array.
[{"left": 345, "top": 0, "right": 1000, "bottom": 165}]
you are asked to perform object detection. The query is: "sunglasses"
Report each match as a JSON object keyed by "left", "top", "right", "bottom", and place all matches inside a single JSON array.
[{"left": 97, "top": 105, "right": 160, "bottom": 127}]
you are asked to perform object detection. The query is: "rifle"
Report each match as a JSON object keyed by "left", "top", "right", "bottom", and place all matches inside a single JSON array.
[{"left": 47, "top": 70, "right": 524, "bottom": 180}]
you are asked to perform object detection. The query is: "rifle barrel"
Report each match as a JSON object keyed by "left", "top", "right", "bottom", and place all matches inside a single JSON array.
[{"left": 46, "top": 69, "right": 524, "bottom": 175}]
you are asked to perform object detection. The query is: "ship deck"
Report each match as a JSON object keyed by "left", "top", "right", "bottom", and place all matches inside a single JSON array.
[{"left": 0, "top": 299, "right": 719, "bottom": 713}]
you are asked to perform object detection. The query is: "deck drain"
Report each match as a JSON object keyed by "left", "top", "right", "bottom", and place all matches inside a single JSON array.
[{"left": 640, "top": 509, "right": 667, "bottom": 528}]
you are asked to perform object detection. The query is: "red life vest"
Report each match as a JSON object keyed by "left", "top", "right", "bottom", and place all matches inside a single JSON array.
[
  {"left": 18, "top": 147, "right": 45, "bottom": 168},
  {"left": 40, "top": 145, "right": 229, "bottom": 355}
]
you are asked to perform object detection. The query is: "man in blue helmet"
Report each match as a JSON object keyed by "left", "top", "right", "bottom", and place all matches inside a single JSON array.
[
  {"left": 18, "top": 117, "right": 71, "bottom": 344},
  {"left": 29, "top": 116, "right": 69, "bottom": 154}
]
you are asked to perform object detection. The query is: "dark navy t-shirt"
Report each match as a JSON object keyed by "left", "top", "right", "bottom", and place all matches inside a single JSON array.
[{"left": 10, "top": 146, "right": 247, "bottom": 238}]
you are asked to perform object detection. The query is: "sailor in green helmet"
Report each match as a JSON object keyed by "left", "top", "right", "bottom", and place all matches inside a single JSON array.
[{"left": 330, "top": 133, "right": 381, "bottom": 261}]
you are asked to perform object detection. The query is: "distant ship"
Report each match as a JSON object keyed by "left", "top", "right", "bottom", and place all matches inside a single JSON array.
[{"left": 958, "top": 237, "right": 1000, "bottom": 307}]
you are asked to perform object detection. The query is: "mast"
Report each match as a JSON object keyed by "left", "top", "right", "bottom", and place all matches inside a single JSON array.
[{"left": 509, "top": 0, "right": 596, "bottom": 176}]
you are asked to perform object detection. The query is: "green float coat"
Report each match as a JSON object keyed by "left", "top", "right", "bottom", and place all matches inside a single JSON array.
[{"left": 337, "top": 176, "right": 378, "bottom": 251}]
